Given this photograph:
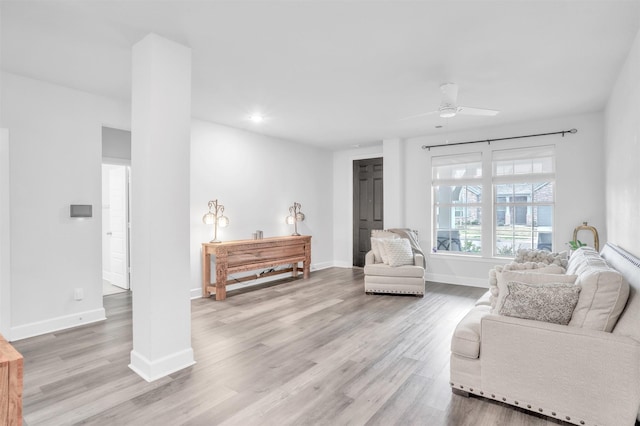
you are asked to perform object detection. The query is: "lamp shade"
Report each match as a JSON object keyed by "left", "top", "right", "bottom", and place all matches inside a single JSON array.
[
  {"left": 218, "top": 215, "right": 229, "bottom": 227},
  {"left": 295, "top": 212, "right": 305, "bottom": 222},
  {"left": 286, "top": 215, "right": 296, "bottom": 225},
  {"left": 202, "top": 212, "right": 215, "bottom": 225}
]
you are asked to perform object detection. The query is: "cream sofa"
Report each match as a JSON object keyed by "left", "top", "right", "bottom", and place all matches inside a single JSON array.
[{"left": 450, "top": 243, "right": 640, "bottom": 426}]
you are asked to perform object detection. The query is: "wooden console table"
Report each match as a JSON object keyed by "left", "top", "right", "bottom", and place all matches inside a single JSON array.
[
  {"left": 0, "top": 333, "right": 23, "bottom": 426},
  {"left": 202, "top": 235, "right": 311, "bottom": 300}
]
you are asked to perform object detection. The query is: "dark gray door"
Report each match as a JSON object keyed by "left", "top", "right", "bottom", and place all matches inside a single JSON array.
[{"left": 353, "top": 157, "right": 383, "bottom": 267}]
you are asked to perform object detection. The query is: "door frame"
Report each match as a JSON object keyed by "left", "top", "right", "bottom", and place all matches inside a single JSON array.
[
  {"left": 351, "top": 155, "right": 384, "bottom": 267},
  {"left": 102, "top": 159, "right": 131, "bottom": 292}
]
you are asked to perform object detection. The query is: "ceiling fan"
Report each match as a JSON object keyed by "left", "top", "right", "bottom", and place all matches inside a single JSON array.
[{"left": 402, "top": 83, "right": 500, "bottom": 120}]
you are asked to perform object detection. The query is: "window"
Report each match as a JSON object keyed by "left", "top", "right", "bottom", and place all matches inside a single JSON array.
[
  {"left": 432, "top": 153, "right": 482, "bottom": 255},
  {"left": 492, "top": 146, "right": 555, "bottom": 256}
]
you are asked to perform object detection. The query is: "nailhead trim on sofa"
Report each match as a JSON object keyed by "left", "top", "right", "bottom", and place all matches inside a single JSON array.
[{"left": 449, "top": 382, "right": 591, "bottom": 425}]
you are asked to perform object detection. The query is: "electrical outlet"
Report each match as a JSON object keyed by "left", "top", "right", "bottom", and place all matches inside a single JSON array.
[{"left": 74, "top": 288, "right": 83, "bottom": 301}]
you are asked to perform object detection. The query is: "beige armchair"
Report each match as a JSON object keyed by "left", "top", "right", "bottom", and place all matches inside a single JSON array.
[{"left": 363, "top": 230, "right": 426, "bottom": 296}]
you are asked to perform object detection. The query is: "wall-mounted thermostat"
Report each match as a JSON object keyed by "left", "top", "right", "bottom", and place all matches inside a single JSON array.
[{"left": 70, "top": 204, "right": 92, "bottom": 218}]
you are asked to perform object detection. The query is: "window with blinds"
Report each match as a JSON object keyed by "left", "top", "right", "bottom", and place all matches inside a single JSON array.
[
  {"left": 432, "top": 153, "right": 483, "bottom": 255},
  {"left": 492, "top": 146, "right": 555, "bottom": 256}
]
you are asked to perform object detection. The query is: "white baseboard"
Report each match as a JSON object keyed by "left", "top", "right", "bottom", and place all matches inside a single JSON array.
[
  {"left": 129, "top": 347, "right": 195, "bottom": 382},
  {"left": 190, "top": 288, "right": 203, "bottom": 299},
  {"left": 425, "top": 272, "right": 488, "bottom": 288},
  {"left": 332, "top": 261, "right": 354, "bottom": 268},
  {"left": 311, "top": 261, "right": 333, "bottom": 271},
  {"left": 10, "top": 308, "right": 107, "bottom": 341}
]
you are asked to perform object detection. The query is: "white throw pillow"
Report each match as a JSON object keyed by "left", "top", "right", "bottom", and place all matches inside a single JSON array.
[
  {"left": 370, "top": 232, "right": 399, "bottom": 264},
  {"left": 493, "top": 270, "right": 578, "bottom": 313},
  {"left": 382, "top": 238, "right": 414, "bottom": 267},
  {"left": 370, "top": 238, "right": 383, "bottom": 263}
]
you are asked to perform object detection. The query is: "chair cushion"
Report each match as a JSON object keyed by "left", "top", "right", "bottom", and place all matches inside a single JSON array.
[
  {"left": 451, "top": 306, "right": 490, "bottom": 359},
  {"left": 363, "top": 263, "right": 424, "bottom": 278}
]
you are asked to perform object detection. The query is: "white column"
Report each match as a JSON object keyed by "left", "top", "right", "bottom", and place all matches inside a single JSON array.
[
  {"left": 129, "top": 34, "right": 194, "bottom": 381},
  {"left": 383, "top": 138, "right": 404, "bottom": 228},
  {"left": 0, "top": 129, "right": 11, "bottom": 338}
]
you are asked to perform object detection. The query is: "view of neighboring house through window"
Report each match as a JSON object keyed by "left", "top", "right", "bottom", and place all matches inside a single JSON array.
[
  {"left": 432, "top": 152, "right": 483, "bottom": 255},
  {"left": 492, "top": 145, "right": 555, "bottom": 256},
  {"left": 431, "top": 145, "right": 556, "bottom": 258}
]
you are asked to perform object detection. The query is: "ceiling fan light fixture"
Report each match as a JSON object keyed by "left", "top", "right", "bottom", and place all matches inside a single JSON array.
[{"left": 439, "top": 105, "right": 457, "bottom": 118}]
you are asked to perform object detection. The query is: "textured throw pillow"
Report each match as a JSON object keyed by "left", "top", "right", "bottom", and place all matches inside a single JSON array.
[
  {"left": 489, "top": 264, "right": 568, "bottom": 311},
  {"left": 493, "top": 270, "right": 578, "bottom": 313},
  {"left": 514, "top": 249, "right": 568, "bottom": 268},
  {"left": 382, "top": 238, "right": 414, "bottom": 267},
  {"left": 498, "top": 281, "right": 581, "bottom": 325}
]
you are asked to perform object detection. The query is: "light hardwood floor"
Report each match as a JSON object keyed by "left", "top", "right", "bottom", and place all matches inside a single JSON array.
[{"left": 14, "top": 268, "right": 568, "bottom": 425}]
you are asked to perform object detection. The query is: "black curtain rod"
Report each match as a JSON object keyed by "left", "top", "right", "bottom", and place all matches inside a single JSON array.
[{"left": 421, "top": 128, "right": 578, "bottom": 150}]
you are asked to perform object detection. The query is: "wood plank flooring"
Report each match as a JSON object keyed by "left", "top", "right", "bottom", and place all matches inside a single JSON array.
[{"left": 13, "top": 267, "right": 569, "bottom": 425}]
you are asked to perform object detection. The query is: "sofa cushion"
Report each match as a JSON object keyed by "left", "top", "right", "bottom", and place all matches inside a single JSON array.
[
  {"left": 498, "top": 281, "right": 581, "bottom": 325},
  {"left": 492, "top": 269, "right": 576, "bottom": 313},
  {"left": 475, "top": 290, "right": 492, "bottom": 307},
  {"left": 569, "top": 268, "right": 629, "bottom": 332},
  {"left": 363, "top": 263, "right": 424, "bottom": 278},
  {"left": 451, "top": 305, "right": 490, "bottom": 359},
  {"left": 566, "top": 246, "right": 607, "bottom": 276},
  {"left": 382, "top": 238, "right": 414, "bottom": 267}
]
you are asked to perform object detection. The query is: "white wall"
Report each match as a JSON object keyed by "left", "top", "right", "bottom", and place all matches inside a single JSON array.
[
  {"left": 102, "top": 126, "right": 131, "bottom": 161},
  {"left": 382, "top": 138, "right": 403, "bottom": 228},
  {"left": 1, "top": 72, "right": 130, "bottom": 340},
  {"left": 332, "top": 145, "right": 383, "bottom": 267},
  {"left": 333, "top": 112, "right": 606, "bottom": 286},
  {"left": 0, "top": 129, "right": 10, "bottom": 337},
  {"left": 605, "top": 26, "right": 640, "bottom": 258},
  {"left": 190, "top": 119, "right": 334, "bottom": 295}
]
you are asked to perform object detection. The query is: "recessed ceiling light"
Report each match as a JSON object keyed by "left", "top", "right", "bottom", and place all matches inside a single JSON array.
[{"left": 249, "top": 113, "right": 264, "bottom": 124}]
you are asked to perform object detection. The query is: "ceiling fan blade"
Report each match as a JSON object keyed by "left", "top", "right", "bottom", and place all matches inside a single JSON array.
[
  {"left": 399, "top": 110, "right": 439, "bottom": 121},
  {"left": 456, "top": 106, "right": 500, "bottom": 116}
]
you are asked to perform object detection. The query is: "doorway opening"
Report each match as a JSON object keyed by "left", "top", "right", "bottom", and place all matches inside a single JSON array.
[
  {"left": 102, "top": 163, "right": 130, "bottom": 296},
  {"left": 352, "top": 157, "right": 384, "bottom": 267}
]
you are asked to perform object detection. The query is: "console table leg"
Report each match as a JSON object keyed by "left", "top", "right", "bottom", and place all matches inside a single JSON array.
[
  {"left": 216, "top": 283, "right": 227, "bottom": 301},
  {"left": 202, "top": 251, "right": 210, "bottom": 298},
  {"left": 215, "top": 252, "right": 228, "bottom": 301}
]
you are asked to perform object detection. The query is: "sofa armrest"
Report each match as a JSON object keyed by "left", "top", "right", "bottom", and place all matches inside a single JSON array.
[
  {"left": 481, "top": 314, "right": 640, "bottom": 425},
  {"left": 413, "top": 253, "right": 424, "bottom": 267},
  {"left": 365, "top": 250, "right": 375, "bottom": 266}
]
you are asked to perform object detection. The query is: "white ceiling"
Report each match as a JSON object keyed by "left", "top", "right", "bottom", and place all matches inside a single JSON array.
[{"left": 2, "top": 1, "right": 639, "bottom": 150}]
